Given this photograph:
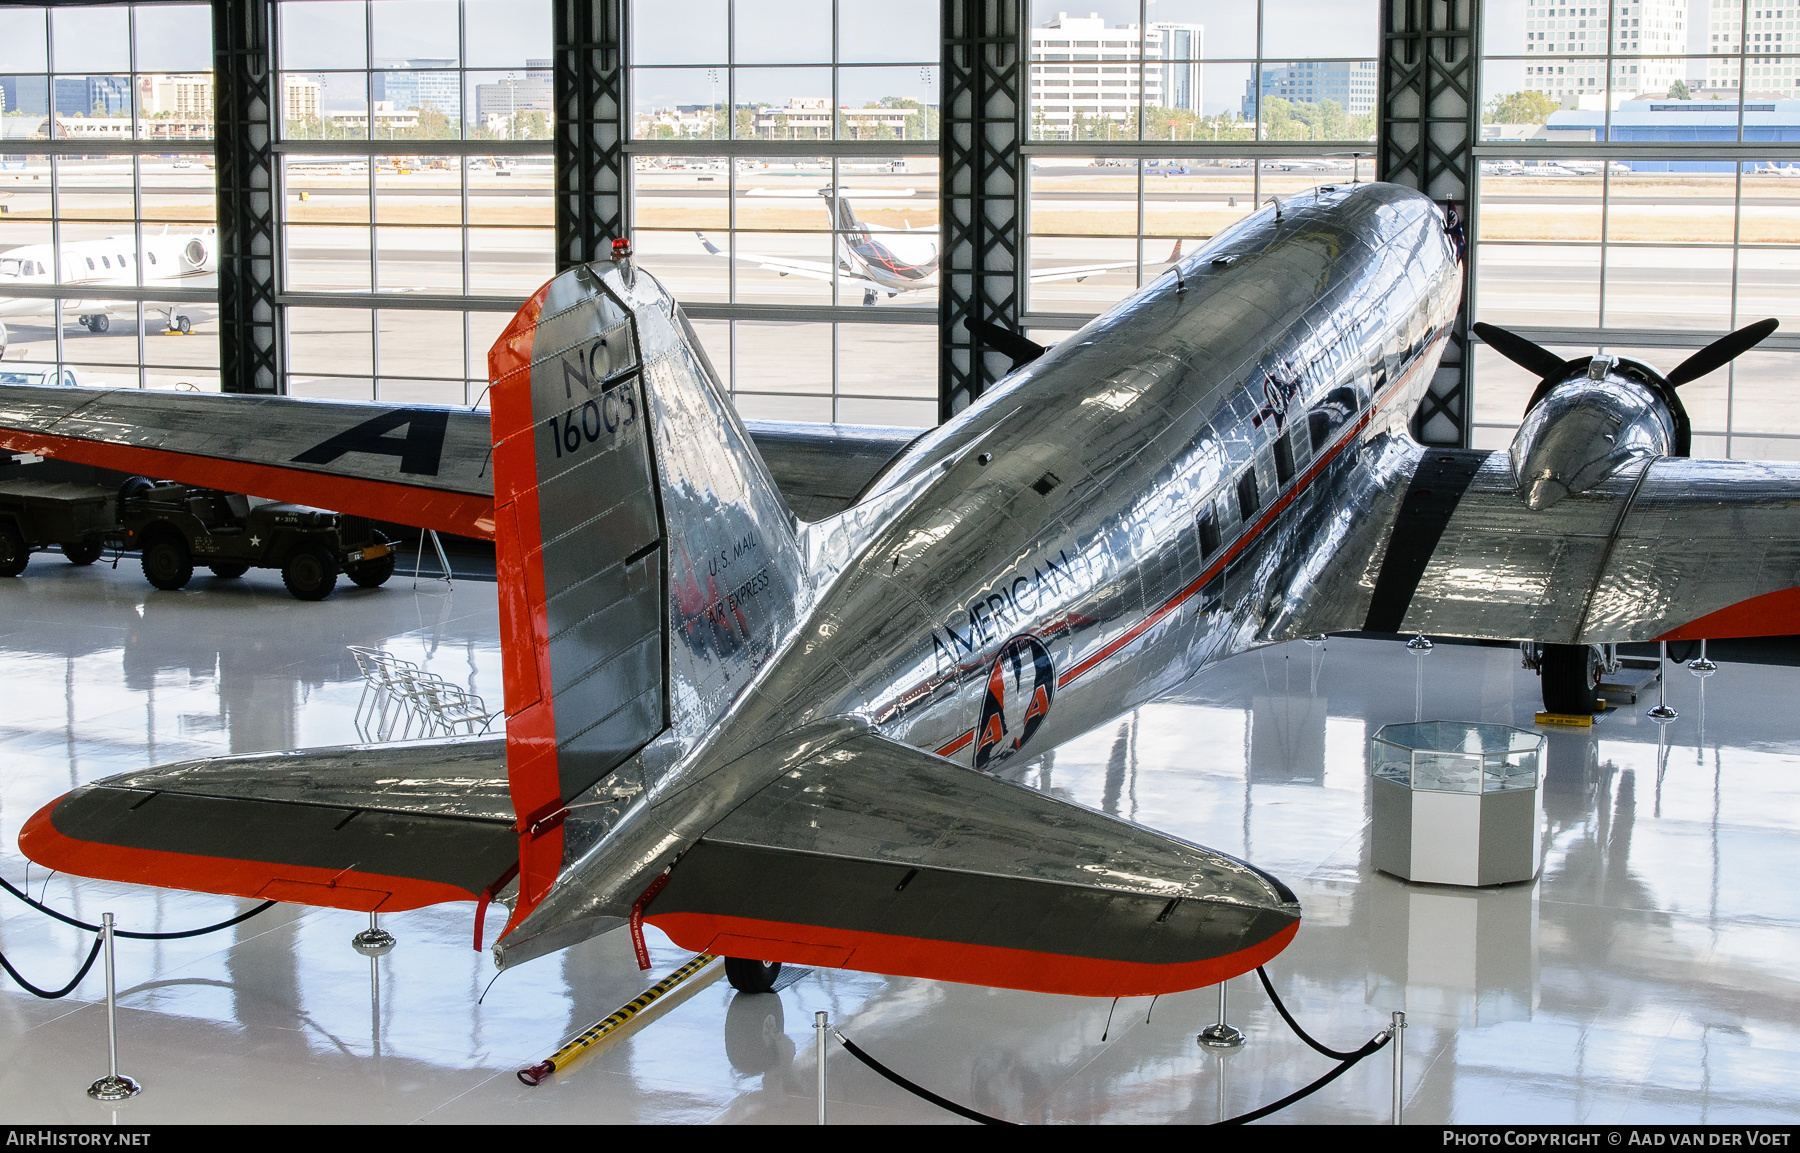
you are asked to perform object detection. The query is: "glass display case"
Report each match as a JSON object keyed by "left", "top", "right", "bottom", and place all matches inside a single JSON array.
[{"left": 1370, "top": 721, "right": 1544, "bottom": 887}]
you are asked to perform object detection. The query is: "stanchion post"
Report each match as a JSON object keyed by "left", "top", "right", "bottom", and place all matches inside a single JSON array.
[
  {"left": 1197, "top": 978, "right": 1246, "bottom": 1049},
  {"left": 1390, "top": 1010, "right": 1406, "bottom": 1125},
  {"left": 1648, "top": 640, "right": 1678, "bottom": 722},
  {"left": 87, "top": 913, "right": 140, "bottom": 1101},
  {"left": 815, "top": 1010, "right": 828, "bottom": 1125}
]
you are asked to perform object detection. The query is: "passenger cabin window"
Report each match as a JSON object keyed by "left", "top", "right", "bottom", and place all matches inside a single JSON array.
[
  {"left": 1236, "top": 470, "right": 1260, "bottom": 521},
  {"left": 85, "top": 258, "right": 95, "bottom": 270},
  {"left": 147, "top": 253, "right": 156, "bottom": 265},
  {"left": 1197, "top": 507, "right": 1221, "bottom": 560},
  {"left": 1308, "top": 385, "right": 1360, "bottom": 452},
  {"left": 1274, "top": 433, "right": 1295, "bottom": 485},
  {"left": 101, "top": 256, "right": 111, "bottom": 268}
]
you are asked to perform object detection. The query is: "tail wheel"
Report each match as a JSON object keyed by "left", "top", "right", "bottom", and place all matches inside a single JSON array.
[
  {"left": 0, "top": 524, "right": 27, "bottom": 577},
  {"left": 281, "top": 544, "right": 338, "bottom": 601},
  {"left": 61, "top": 540, "right": 103, "bottom": 566},
  {"left": 141, "top": 533, "right": 193, "bottom": 590},
  {"left": 1539, "top": 643, "right": 1600, "bottom": 715},
  {"left": 723, "top": 957, "right": 783, "bottom": 994}
]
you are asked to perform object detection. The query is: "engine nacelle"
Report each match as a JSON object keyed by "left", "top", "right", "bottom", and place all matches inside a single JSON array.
[{"left": 1507, "top": 355, "right": 1680, "bottom": 510}]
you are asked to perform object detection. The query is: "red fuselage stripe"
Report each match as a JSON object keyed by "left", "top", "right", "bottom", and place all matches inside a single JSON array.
[
  {"left": 930, "top": 344, "right": 1437, "bottom": 760},
  {"left": 648, "top": 910, "right": 1299, "bottom": 998}
]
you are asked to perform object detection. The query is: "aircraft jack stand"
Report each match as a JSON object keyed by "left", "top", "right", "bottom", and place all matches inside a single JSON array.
[
  {"left": 351, "top": 911, "right": 396, "bottom": 957},
  {"left": 1197, "top": 980, "right": 1246, "bottom": 1050}
]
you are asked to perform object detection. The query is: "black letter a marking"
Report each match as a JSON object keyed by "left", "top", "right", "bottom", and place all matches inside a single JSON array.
[{"left": 291, "top": 408, "right": 449, "bottom": 476}]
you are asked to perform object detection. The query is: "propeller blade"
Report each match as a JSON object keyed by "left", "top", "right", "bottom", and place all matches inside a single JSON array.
[
  {"left": 1666, "top": 318, "right": 1780, "bottom": 387},
  {"left": 1472, "top": 321, "right": 1568, "bottom": 380},
  {"left": 970, "top": 319, "right": 1047, "bottom": 370}
]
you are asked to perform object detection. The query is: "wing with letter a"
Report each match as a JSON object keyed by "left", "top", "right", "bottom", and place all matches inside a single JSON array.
[
  {"left": 645, "top": 728, "right": 1300, "bottom": 997},
  {"left": 0, "top": 385, "right": 497, "bottom": 537}
]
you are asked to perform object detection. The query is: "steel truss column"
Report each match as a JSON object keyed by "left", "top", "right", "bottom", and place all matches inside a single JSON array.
[
  {"left": 555, "top": 0, "right": 626, "bottom": 271},
  {"left": 213, "top": 0, "right": 279, "bottom": 394},
  {"left": 1379, "top": 0, "right": 1477, "bottom": 446},
  {"left": 940, "top": 0, "right": 1023, "bottom": 420}
]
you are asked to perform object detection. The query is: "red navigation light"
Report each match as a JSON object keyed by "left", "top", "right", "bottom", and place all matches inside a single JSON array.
[{"left": 612, "top": 238, "right": 632, "bottom": 259}]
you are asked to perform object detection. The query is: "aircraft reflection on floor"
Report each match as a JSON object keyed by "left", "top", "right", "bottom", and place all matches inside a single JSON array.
[{"left": 1, "top": 565, "right": 1798, "bottom": 1120}]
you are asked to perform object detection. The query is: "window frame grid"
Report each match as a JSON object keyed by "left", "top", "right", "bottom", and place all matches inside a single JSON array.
[
  {"left": 1474, "top": 0, "right": 1800, "bottom": 460},
  {"left": 270, "top": 0, "right": 554, "bottom": 405}
]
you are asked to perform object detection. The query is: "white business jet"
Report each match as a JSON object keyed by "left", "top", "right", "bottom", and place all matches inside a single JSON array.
[{"left": 0, "top": 227, "right": 217, "bottom": 356}]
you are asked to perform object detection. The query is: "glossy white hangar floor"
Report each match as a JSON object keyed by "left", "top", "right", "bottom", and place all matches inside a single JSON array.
[{"left": 1, "top": 559, "right": 1797, "bottom": 1125}]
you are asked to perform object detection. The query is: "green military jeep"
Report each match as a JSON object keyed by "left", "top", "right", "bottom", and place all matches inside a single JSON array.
[{"left": 119, "top": 478, "right": 395, "bottom": 600}]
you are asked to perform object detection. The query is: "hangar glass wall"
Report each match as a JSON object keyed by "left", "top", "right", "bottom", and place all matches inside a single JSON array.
[
  {"left": 0, "top": 3, "right": 221, "bottom": 392},
  {"left": 274, "top": 0, "right": 553, "bottom": 405},
  {"left": 1476, "top": 0, "right": 1800, "bottom": 459},
  {"left": 626, "top": 0, "right": 940, "bottom": 426},
  {"left": 1022, "top": 0, "right": 1379, "bottom": 329}
]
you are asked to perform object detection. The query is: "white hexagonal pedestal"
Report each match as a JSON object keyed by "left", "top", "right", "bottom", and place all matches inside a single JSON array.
[{"left": 1370, "top": 721, "right": 1544, "bottom": 887}]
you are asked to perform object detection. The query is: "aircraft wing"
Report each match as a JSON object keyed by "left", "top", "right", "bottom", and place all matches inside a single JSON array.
[
  {"left": 0, "top": 385, "right": 498, "bottom": 537},
  {"left": 19, "top": 737, "right": 517, "bottom": 913},
  {"left": 693, "top": 232, "right": 900, "bottom": 297},
  {"left": 1296, "top": 447, "right": 1800, "bottom": 644},
  {"left": 0, "top": 384, "right": 921, "bottom": 532},
  {"left": 646, "top": 727, "right": 1299, "bottom": 997}
]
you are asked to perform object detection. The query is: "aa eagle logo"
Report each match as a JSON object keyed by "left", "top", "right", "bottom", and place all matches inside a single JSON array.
[{"left": 974, "top": 634, "right": 1056, "bottom": 770}]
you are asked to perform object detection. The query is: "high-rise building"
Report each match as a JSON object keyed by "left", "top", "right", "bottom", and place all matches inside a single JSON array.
[
  {"left": 1519, "top": 0, "right": 1689, "bottom": 103},
  {"left": 1029, "top": 12, "right": 1203, "bottom": 138},
  {"left": 1241, "top": 60, "right": 1377, "bottom": 119},
  {"left": 137, "top": 74, "right": 214, "bottom": 120},
  {"left": 1706, "top": 1, "right": 1798, "bottom": 96},
  {"left": 282, "top": 75, "right": 322, "bottom": 123}
]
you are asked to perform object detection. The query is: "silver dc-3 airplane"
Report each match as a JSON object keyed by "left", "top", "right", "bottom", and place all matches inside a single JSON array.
[
  {"left": 4, "top": 182, "right": 1799, "bottom": 998},
  {"left": 698, "top": 185, "right": 1181, "bottom": 306}
]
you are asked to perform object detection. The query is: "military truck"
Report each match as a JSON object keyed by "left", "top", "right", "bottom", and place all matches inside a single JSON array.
[{"left": 118, "top": 478, "right": 395, "bottom": 600}]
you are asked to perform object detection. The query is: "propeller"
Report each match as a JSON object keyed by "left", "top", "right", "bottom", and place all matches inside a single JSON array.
[
  {"left": 1473, "top": 317, "right": 1780, "bottom": 461},
  {"left": 1473, "top": 318, "right": 1780, "bottom": 390},
  {"left": 1666, "top": 318, "right": 1780, "bottom": 387},
  {"left": 1470, "top": 321, "right": 1568, "bottom": 380}
]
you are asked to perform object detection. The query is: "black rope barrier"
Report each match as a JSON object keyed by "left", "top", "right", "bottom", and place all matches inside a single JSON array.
[
  {"left": 833, "top": 1031, "right": 1016, "bottom": 1126},
  {"left": 831, "top": 966, "right": 1397, "bottom": 1126},
  {"left": 1214, "top": 1030, "right": 1391, "bottom": 1126},
  {"left": 0, "top": 875, "right": 276, "bottom": 940},
  {"left": 0, "top": 933, "right": 104, "bottom": 1000},
  {"left": 1254, "top": 965, "right": 1365, "bottom": 1062}
]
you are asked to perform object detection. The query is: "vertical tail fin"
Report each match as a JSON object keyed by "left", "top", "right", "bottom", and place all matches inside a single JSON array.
[{"left": 487, "top": 260, "right": 807, "bottom": 924}]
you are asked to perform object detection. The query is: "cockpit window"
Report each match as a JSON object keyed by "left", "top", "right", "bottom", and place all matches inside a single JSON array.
[{"left": 0, "top": 259, "right": 19, "bottom": 276}]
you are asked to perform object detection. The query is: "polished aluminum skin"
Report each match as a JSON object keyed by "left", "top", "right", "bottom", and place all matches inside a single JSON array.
[
  {"left": 1508, "top": 357, "right": 1677, "bottom": 511},
  {"left": 493, "top": 182, "right": 1460, "bottom": 968}
]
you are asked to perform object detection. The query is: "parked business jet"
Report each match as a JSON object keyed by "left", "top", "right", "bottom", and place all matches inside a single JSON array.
[
  {"left": 0, "top": 227, "right": 216, "bottom": 355},
  {"left": 698, "top": 186, "right": 1180, "bottom": 305}
]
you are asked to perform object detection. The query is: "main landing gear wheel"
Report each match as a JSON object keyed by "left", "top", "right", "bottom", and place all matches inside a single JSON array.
[
  {"left": 723, "top": 957, "right": 783, "bottom": 994},
  {"left": 82, "top": 314, "right": 109, "bottom": 333},
  {"left": 60, "top": 540, "right": 102, "bottom": 566},
  {"left": 281, "top": 544, "right": 338, "bottom": 601},
  {"left": 208, "top": 562, "right": 249, "bottom": 579},
  {"left": 141, "top": 534, "right": 193, "bottom": 590},
  {"left": 1539, "top": 643, "right": 1601, "bottom": 715},
  {"left": 175, "top": 315, "right": 192, "bottom": 334}
]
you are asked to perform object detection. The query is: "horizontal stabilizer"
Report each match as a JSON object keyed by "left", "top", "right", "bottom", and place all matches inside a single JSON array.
[
  {"left": 645, "top": 729, "right": 1299, "bottom": 997},
  {"left": 20, "top": 739, "right": 516, "bottom": 912}
]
